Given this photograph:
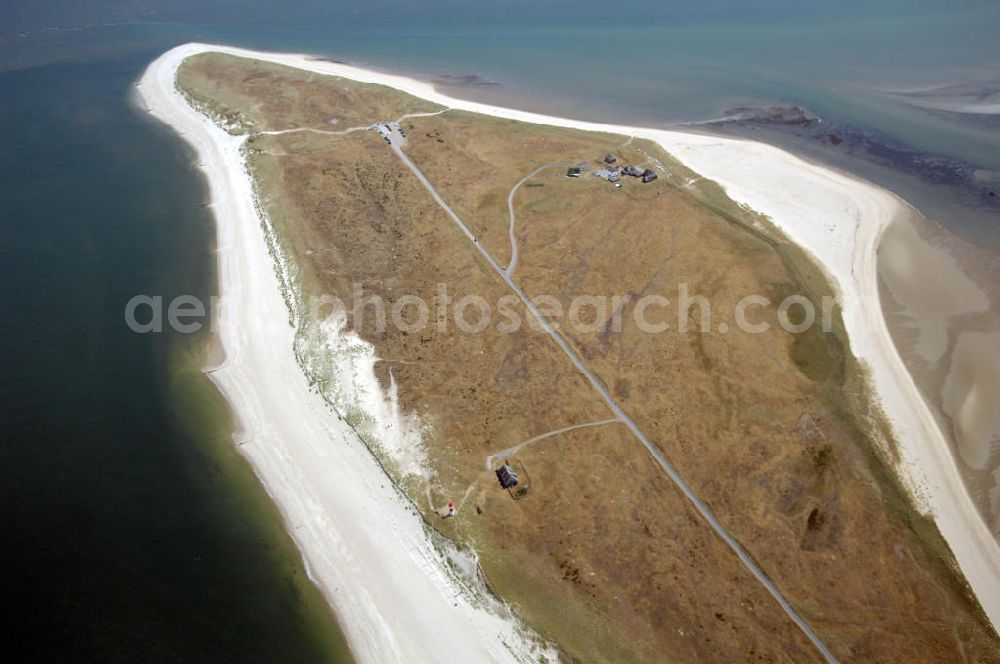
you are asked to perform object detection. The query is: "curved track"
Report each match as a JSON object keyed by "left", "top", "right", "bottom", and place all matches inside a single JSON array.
[{"left": 504, "top": 163, "right": 571, "bottom": 276}]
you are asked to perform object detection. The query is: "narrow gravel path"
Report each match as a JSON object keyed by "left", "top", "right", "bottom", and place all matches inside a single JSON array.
[
  {"left": 504, "top": 163, "right": 571, "bottom": 277},
  {"left": 487, "top": 418, "right": 620, "bottom": 465}
]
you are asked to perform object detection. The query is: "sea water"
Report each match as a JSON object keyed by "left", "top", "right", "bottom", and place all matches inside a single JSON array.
[{"left": 1, "top": 0, "right": 997, "bottom": 659}]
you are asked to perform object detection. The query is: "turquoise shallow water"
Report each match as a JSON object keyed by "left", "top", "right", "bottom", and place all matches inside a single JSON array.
[
  {"left": 5, "top": 2, "right": 997, "bottom": 240},
  {"left": 0, "top": 1, "right": 997, "bottom": 660}
]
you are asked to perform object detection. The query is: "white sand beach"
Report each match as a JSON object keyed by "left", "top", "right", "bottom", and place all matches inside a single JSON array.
[
  {"left": 137, "top": 46, "right": 557, "bottom": 664},
  {"left": 137, "top": 41, "right": 1000, "bottom": 658}
]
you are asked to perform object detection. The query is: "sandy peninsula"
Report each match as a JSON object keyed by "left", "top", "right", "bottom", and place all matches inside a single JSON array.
[
  {"left": 137, "top": 45, "right": 559, "bottom": 663},
  {"left": 137, "top": 41, "right": 1000, "bottom": 659}
]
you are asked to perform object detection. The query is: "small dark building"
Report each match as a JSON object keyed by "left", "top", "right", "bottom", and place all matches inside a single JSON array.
[
  {"left": 496, "top": 464, "right": 519, "bottom": 489},
  {"left": 641, "top": 169, "right": 658, "bottom": 183},
  {"left": 566, "top": 166, "right": 583, "bottom": 178},
  {"left": 623, "top": 165, "right": 643, "bottom": 177},
  {"left": 604, "top": 153, "right": 617, "bottom": 164}
]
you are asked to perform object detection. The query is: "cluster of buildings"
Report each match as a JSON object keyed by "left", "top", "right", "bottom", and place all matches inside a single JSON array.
[{"left": 568, "top": 152, "right": 658, "bottom": 186}]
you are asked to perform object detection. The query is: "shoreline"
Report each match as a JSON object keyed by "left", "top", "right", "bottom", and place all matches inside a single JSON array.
[
  {"left": 137, "top": 45, "right": 557, "bottom": 663},
  {"left": 138, "top": 39, "right": 1000, "bottom": 651}
]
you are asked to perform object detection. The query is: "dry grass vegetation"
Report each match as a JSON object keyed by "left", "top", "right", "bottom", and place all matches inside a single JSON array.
[{"left": 178, "top": 52, "right": 1000, "bottom": 663}]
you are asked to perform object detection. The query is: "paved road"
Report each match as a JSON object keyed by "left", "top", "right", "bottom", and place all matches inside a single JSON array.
[{"left": 388, "top": 136, "right": 838, "bottom": 664}]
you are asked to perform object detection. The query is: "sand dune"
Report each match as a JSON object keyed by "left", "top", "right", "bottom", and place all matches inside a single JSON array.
[
  {"left": 137, "top": 44, "right": 557, "bottom": 664},
  {"left": 137, "top": 42, "right": 1000, "bottom": 657}
]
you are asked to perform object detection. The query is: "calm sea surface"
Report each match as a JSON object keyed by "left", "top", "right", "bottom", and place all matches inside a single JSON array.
[{"left": 1, "top": 1, "right": 997, "bottom": 660}]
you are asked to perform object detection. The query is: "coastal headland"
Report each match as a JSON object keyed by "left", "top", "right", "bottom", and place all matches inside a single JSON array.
[{"left": 138, "top": 43, "right": 1000, "bottom": 662}]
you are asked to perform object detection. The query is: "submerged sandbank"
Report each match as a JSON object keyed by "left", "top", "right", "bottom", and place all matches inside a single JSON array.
[
  {"left": 943, "top": 331, "right": 1000, "bottom": 472},
  {"left": 139, "top": 40, "right": 1000, "bottom": 648},
  {"left": 879, "top": 216, "right": 989, "bottom": 364},
  {"left": 878, "top": 212, "right": 1000, "bottom": 534}
]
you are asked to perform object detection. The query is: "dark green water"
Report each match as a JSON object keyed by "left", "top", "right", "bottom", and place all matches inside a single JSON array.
[
  {"left": 0, "top": 50, "right": 352, "bottom": 661},
  {"left": 1, "top": 1, "right": 997, "bottom": 660}
]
